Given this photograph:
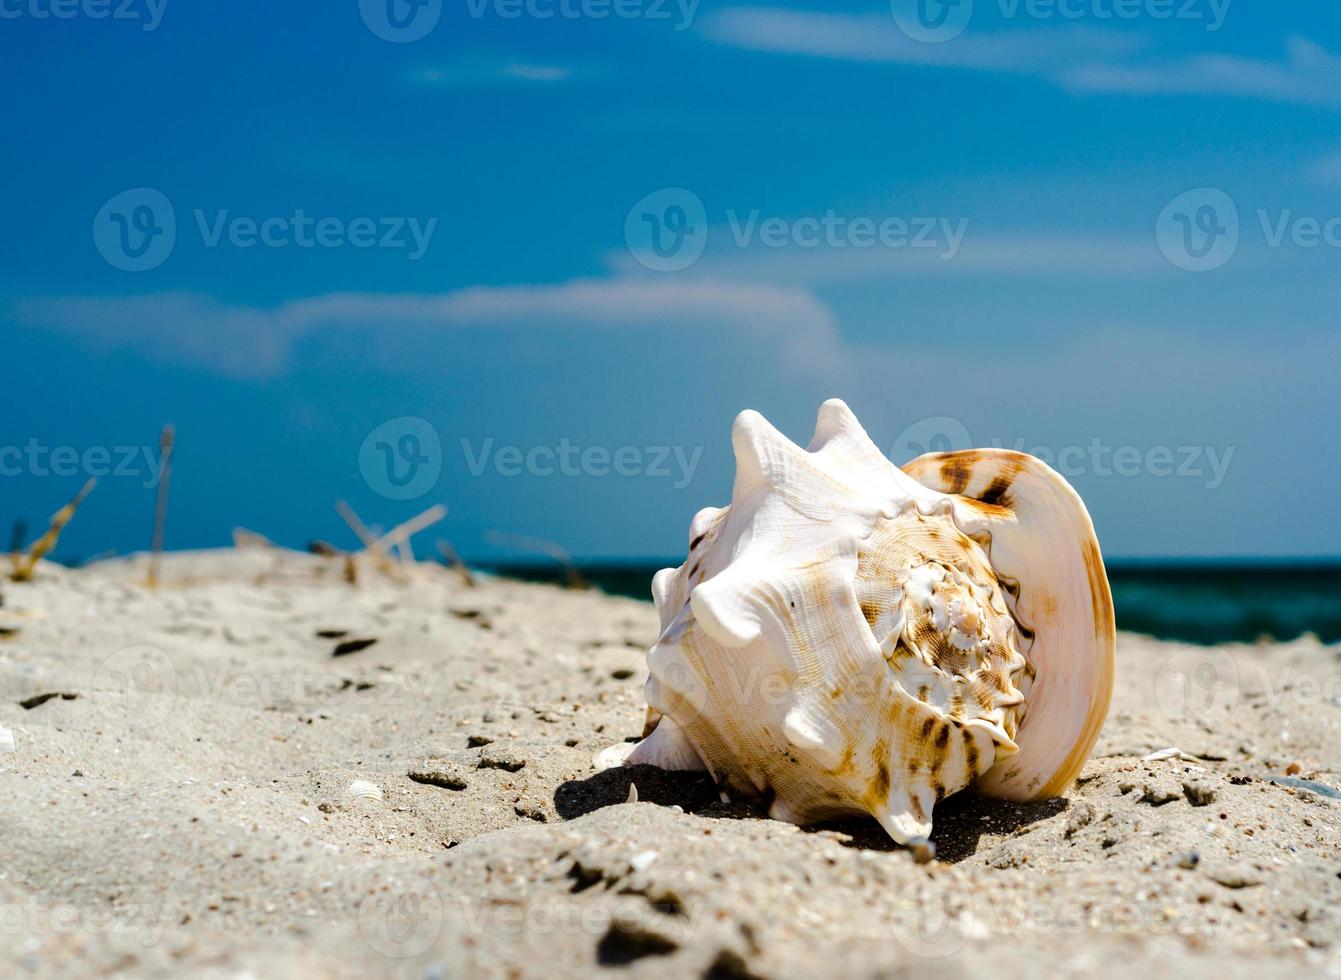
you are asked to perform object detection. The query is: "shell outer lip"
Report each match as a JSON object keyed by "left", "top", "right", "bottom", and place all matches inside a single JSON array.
[{"left": 902, "top": 448, "right": 1117, "bottom": 802}]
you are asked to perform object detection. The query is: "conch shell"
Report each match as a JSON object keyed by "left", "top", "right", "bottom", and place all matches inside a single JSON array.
[{"left": 604, "top": 400, "right": 1114, "bottom": 843}]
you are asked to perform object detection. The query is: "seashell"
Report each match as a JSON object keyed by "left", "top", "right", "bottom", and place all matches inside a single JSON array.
[
  {"left": 348, "top": 779, "right": 384, "bottom": 803},
  {"left": 0, "top": 723, "right": 14, "bottom": 758},
  {"left": 609, "top": 400, "right": 1114, "bottom": 843}
]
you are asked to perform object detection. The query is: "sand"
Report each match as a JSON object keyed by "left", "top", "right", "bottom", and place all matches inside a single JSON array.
[{"left": 1, "top": 548, "right": 1339, "bottom": 978}]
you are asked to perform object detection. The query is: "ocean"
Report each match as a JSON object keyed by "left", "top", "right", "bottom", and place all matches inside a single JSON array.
[{"left": 483, "top": 560, "right": 1341, "bottom": 646}]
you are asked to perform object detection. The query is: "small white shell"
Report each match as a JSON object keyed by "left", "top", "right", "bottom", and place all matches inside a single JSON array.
[
  {"left": 0, "top": 723, "right": 14, "bottom": 757},
  {"left": 348, "top": 779, "right": 383, "bottom": 803},
  {"left": 612, "top": 400, "right": 1115, "bottom": 843}
]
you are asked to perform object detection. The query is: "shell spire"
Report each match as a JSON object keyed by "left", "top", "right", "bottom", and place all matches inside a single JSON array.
[{"left": 606, "top": 401, "right": 1115, "bottom": 845}]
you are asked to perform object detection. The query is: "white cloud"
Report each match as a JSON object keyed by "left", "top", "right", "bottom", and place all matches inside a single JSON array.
[
  {"left": 1305, "top": 149, "right": 1341, "bottom": 189},
  {"left": 12, "top": 279, "right": 850, "bottom": 382},
  {"left": 703, "top": 9, "right": 1341, "bottom": 108},
  {"left": 603, "top": 231, "right": 1167, "bottom": 284},
  {"left": 701, "top": 8, "right": 1139, "bottom": 71},
  {"left": 1060, "top": 36, "right": 1341, "bottom": 106},
  {"left": 408, "top": 58, "right": 577, "bottom": 88}
]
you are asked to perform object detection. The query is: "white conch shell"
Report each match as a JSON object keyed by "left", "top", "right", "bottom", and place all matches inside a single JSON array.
[{"left": 615, "top": 400, "right": 1114, "bottom": 844}]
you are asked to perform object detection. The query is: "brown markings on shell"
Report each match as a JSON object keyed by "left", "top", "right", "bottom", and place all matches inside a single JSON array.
[
  {"left": 860, "top": 601, "right": 880, "bottom": 628},
  {"left": 909, "top": 791, "right": 927, "bottom": 821},
  {"left": 964, "top": 729, "right": 981, "bottom": 773},
  {"left": 947, "top": 687, "right": 966, "bottom": 722},
  {"left": 641, "top": 706, "right": 663, "bottom": 738},
  {"left": 836, "top": 743, "right": 855, "bottom": 775},
  {"left": 868, "top": 737, "right": 891, "bottom": 804},
  {"left": 1082, "top": 537, "right": 1116, "bottom": 643},
  {"left": 978, "top": 475, "right": 1012, "bottom": 506},
  {"left": 972, "top": 680, "right": 997, "bottom": 712},
  {"left": 938, "top": 457, "right": 974, "bottom": 495}
]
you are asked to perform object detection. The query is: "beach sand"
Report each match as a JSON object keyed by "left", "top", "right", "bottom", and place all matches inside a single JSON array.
[{"left": 1, "top": 548, "right": 1338, "bottom": 978}]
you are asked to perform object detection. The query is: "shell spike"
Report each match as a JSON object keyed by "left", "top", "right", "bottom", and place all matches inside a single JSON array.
[
  {"left": 625, "top": 715, "right": 707, "bottom": 772},
  {"left": 873, "top": 783, "right": 937, "bottom": 845},
  {"left": 688, "top": 559, "right": 768, "bottom": 648},
  {"left": 808, "top": 398, "right": 865, "bottom": 450},
  {"left": 731, "top": 409, "right": 805, "bottom": 495}
]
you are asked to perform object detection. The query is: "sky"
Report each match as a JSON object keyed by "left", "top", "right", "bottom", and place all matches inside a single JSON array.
[{"left": 2, "top": 0, "right": 1339, "bottom": 564}]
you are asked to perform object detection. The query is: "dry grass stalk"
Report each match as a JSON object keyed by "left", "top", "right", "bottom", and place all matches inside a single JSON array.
[
  {"left": 147, "top": 424, "right": 175, "bottom": 588},
  {"left": 334, "top": 501, "right": 447, "bottom": 583},
  {"left": 334, "top": 500, "right": 401, "bottom": 580},
  {"left": 436, "top": 539, "right": 476, "bottom": 587},
  {"left": 484, "top": 531, "right": 587, "bottom": 590},
  {"left": 12, "top": 479, "right": 96, "bottom": 582}
]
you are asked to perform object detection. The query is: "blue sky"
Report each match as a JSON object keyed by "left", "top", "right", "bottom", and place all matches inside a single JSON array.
[{"left": 2, "top": 0, "right": 1339, "bottom": 562}]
